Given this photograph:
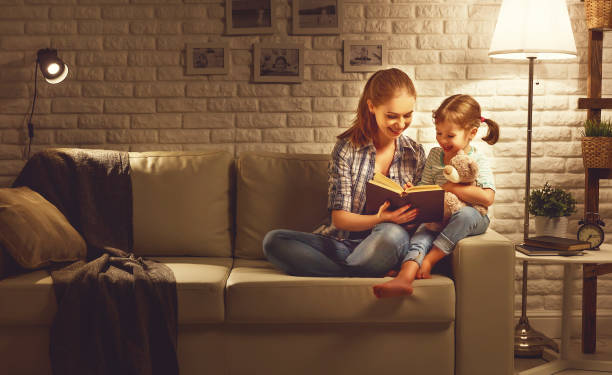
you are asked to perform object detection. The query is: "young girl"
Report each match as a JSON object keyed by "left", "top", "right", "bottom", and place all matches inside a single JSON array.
[
  {"left": 373, "top": 94, "right": 500, "bottom": 298},
  {"left": 263, "top": 68, "right": 426, "bottom": 277}
]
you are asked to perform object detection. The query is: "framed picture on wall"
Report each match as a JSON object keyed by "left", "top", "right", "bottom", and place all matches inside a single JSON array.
[
  {"left": 343, "top": 40, "right": 387, "bottom": 72},
  {"left": 185, "top": 43, "right": 230, "bottom": 75},
  {"left": 293, "top": 0, "right": 342, "bottom": 35},
  {"left": 226, "top": 0, "right": 274, "bottom": 35},
  {"left": 253, "top": 43, "right": 304, "bottom": 83}
]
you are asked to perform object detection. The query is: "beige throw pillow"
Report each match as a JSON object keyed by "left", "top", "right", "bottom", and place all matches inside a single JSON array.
[{"left": 0, "top": 187, "right": 86, "bottom": 269}]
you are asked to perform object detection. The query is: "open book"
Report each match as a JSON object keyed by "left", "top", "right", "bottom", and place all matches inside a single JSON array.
[{"left": 365, "top": 172, "right": 444, "bottom": 223}]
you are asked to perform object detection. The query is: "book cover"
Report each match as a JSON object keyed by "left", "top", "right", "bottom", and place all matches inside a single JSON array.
[
  {"left": 516, "top": 244, "right": 585, "bottom": 257},
  {"left": 523, "top": 236, "right": 592, "bottom": 251},
  {"left": 365, "top": 172, "right": 444, "bottom": 223}
]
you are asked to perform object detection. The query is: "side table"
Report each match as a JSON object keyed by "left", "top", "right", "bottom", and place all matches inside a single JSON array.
[{"left": 516, "top": 244, "right": 612, "bottom": 375}]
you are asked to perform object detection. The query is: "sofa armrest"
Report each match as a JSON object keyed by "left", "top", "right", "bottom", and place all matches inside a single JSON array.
[{"left": 452, "top": 229, "right": 515, "bottom": 375}]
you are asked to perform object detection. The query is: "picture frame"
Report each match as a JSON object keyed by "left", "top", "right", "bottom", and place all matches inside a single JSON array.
[
  {"left": 343, "top": 40, "right": 387, "bottom": 72},
  {"left": 253, "top": 43, "right": 304, "bottom": 83},
  {"left": 292, "top": 0, "right": 342, "bottom": 35},
  {"left": 226, "top": 0, "right": 274, "bottom": 35},
  {"left": 185, "top": 42, "right": 229, "bottom": 75}
]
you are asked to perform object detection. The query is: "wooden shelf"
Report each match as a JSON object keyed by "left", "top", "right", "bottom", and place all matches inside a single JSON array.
[{"left": 578, "top": 98, "right": 612, "bottom": 110}]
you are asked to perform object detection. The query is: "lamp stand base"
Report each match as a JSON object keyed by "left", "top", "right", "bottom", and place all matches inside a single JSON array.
[{"left": 514, "top": 314, "right": 560, "bottom": 358}]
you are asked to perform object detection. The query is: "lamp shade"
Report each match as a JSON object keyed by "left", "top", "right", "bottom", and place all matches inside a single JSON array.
[
  {"left": 488, "top": 0, "right": 577, "bottom": 60},
  {"left": 36, "top": 48, "right": 68, "bottom": 84}
]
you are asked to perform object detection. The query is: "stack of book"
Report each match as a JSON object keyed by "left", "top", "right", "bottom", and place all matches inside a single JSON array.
[{"left": 516, "top": 236, "right": 592, "bottom": 256}]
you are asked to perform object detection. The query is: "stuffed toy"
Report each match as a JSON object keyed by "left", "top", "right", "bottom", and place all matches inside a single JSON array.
[{"left": 425, "top": 150, "right": 487, "bottom": 232}]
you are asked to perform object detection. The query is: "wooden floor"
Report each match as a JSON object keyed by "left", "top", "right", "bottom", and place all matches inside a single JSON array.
[{"left": 515, "top": 337, "right": 612, "bottom": 374}]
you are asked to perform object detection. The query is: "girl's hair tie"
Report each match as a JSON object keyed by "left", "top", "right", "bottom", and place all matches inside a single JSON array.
[{"left": 480, "top": 116, "right": 485, "bottom": 123}]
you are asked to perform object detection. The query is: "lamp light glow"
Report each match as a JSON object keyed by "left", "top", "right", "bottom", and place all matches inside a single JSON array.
[
  {"left": 488, "top": 0, "right": 577, "bottom": 60},
  {"left": 36, "top": 48, "right": 68, "bottom": 84}
]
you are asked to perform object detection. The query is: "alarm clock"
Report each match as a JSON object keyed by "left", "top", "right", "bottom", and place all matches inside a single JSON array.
[{"left": 577, "top": 215, "right": 605, "bottom": 249}]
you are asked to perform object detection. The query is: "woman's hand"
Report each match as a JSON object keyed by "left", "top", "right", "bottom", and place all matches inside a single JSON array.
[
  {"left": 403, "top": 181, "right": 413, "bottom": 190},
  {"left": 377, "top": 201, "right": 418, "bottom": 224}
]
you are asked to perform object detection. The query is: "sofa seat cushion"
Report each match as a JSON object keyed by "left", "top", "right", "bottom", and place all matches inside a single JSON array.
[
  {"left": 0, "top": 257, "right": 232, "bottom": 325},
  {"left": 225, "top": 259, "right": 455, "bottom": 324}
]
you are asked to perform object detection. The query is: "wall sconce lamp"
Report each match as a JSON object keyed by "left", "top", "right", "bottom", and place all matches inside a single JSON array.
[{"left": 26, "top": 48, "right": 69, "bottom": 159}]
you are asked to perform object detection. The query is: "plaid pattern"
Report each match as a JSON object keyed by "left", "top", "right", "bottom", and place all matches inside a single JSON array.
[{"left": 313, "top": 135, "right": 426, "bottom": 240}]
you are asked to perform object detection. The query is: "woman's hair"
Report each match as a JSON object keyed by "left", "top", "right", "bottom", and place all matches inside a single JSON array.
[
  {"left": 432, "top": 94, "right": 499, "bottom": 145},
  {"left": 338, "top": 68, "right": 417, "bottom": 147}
]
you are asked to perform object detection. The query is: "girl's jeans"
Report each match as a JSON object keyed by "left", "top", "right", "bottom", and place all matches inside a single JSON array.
[
  {"left": 405, "top": 206, "right": 490, "bottom": 266},
  {"left": 263, "top": 223, "right": 411, "bottom": 277}
]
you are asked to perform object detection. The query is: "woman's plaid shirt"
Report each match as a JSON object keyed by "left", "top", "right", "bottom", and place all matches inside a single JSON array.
[{"left": 313, "top": 135, "right": 426, "bottom": 240}]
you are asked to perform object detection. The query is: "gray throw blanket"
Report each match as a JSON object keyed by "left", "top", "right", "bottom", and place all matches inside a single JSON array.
[{"left": 13, "top": 148, "right": 178, "bottom": 375}]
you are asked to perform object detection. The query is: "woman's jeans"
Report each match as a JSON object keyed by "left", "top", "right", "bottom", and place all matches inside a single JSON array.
[
  {"left": 263, "top": 223, "right": 411, "bottom": 277},
  {"left": 406, "top": 206, "right": 490, "bottom": 266}
]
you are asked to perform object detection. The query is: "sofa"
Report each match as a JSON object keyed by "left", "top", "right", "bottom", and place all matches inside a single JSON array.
[{"left": 0, "top": 149, "right": 515, "bottom": 375}]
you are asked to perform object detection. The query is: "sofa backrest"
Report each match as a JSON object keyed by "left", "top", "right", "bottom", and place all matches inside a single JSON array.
[
  {"left": 129, "top": 150, "right": 233, "bottom": 257},
  {"left": 234, "top": 152, "right": 330, "bottom": 259}
]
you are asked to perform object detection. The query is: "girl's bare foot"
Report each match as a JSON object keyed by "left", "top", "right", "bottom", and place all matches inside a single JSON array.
[
  {"left": 417, "top": 246, "right": 447, "bottom": 279},
  {"left": 372, "top": 260, "right": 419, "bottom": 298}
]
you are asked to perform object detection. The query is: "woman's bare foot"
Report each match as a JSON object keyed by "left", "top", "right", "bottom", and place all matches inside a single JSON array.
[
  {"left": 372, "top": 261, "right": 419, "bottom": 298},
  {"left": 373, "top": 277, "right": 413, "bottom": 298},
  {"left": 417, "top": 247, "right": 447, "bottom": 279},
  {"left": 384, "top": 269, "right": 398, "bottom": 277}
]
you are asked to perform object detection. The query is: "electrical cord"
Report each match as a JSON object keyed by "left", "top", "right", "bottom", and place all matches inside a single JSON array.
[{"left": 26, "top": 60, "right": 38, "bottom": 160}]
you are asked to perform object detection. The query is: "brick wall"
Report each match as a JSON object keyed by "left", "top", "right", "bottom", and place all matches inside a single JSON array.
[{"left": 1, "top": 0, "right": 610, "bottom": 328}]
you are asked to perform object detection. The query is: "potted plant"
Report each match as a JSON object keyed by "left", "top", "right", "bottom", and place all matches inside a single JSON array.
[
  {"left": 582, "top": 118, "right": 612, "bottom": 169},
  {"left": 529, "top": 182, "right": 577, "bottom": 237}
]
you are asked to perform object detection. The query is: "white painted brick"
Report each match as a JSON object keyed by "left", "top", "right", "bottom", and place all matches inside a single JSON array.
[
  {"left": 102, "top": 7, "right": 154, "bottom": 19},
  {"left": 77, "top": 67, "right": 105, "bottom": 81},
  {"left": 365, "top": 20, "right": 391, "bottom": 33},
  {"left": 236, "top": 113, "right": 286, "bottom": 128},
  {"left": 107, "top": 129, "right": 158, "bottom": 143},
  {"left": 183, "top": 20, "right": 224, "bottom": 34},
  {"left": 50, "top": 6, "right": 101, "bottom": 20},
  {"left": 105, "top": 67, "right": 156, "bottom": 81},
  {"left": 77, "top": 51, "right": 127, "bottom": 66},
  {"left": 210, "top": 129, "right": 235, "bottom": 143},
  {"left": 184, "top": 113, "right": 233, "bottom": 129},
  {"left": 131, "top": 114, "right": 181, "bottom": 129},
  {"left": 288, "top": 113, "right": 337, "bottom": 128},
  {"left": 304, "top": 50, "right": 337, "bottom": 65},
  {"left": 0, "top": 160, "right": 26, "bottom": 176},
  {"left": 209, "top": 98, "right": 257, "bottom": 112},
  {"left": 237, "top": 143, "right": 287, "bottom": 154},
  {"left": 394, "top": 20, "right": 442, "bottom": 34},
  {"left": 366, "top": 5, "right": 414, "bottom": 18},
  {"left": 444, "top": 20, "right": 495, "bottom": 35},
  {"left": 469, "top": 35, "right": 492, "bottom": 49},
  {"left": 468, "top": 64, "right": 524, "bottom": 79},
  {"left": 390, "top": 50, "right": 439, "bottom": 65},
  {"left": 0, "top": 145, "right": 23, "bottom": 160},
  {"left": 238, "top": 84, "right": 289, "bottom": 97},
  {"left": 418, "top": 35, "right": 467, "bottom": 50},
  {"left": 130, "top": 21, "right": 181, "bottom": 35},
  {"left": 78, "top": 20, "right": 128, "bottom": 34},
  {"left": 263, "top": 128, "right": 314, "bottom": 143},
  {"left": 415, "top": 4, "right": 467, "bottom": 18},
  {"left": 52, "top": 36, "right": 103, "bottom": 51},
  {"left": 312, "top": 66, "right": 362, "bottom": 81},
  {"left": 80, "top": 114, "right": 130, "bottom": 129},
  {"left": 187, "top": 82, "right": 236, "bottom": 98},
  {"left": 52, "top": 98, "right": 103, "bottom": 113},
  {"left": 0, "top": 115, "right": 26, "bottom": 129},
  {"left": 56, "top": 130, "right": 106, "bottom": 144},
  {"left": 313, "top": 97, "right": 358, "bottom": 112},
  {"left": 156, "top": 5, "right": 207, "bottom": 19},
  {"left": 82, "top": 83, "right": 133, "bottom": 97},
  {"left": 415, "top": 64, "right": 466, "bottom": 80},
  {"left": 345, "top": 5, "right": 363, "bottom": 18},
  {"left": 260, "top": 98, "right": 311, "bottom": 112},
  {"left": 134, "top": 83, "right": 184, "bottom": 97},
  {"left": 288, "top": 143, "right": 334, "bottom": 154},
  {"left": 105, "top": 99, "right": 155, "bottom": 113},
  {"left": 26, "top": 21, "right": 77, "bottom": 34},
  {"left": 157, "top": 98, "right": 205, "bottom": 112},
  {"left": 2, "top": 36, "right": 51, "bottom": 51},
  {"left": 314, "top": 128, "right": 341, "bottom": 142},
  {"left": 104, "top": 36, "right": 156, "bottom": 50},
  {"left": 0, "top": 22, "right": 24, "bottom": 35},
  {"left": 236, "top": 129, "right": 261, "bottom": 142},
  {"left": 160, "top": 129, "right": 209, "bottom": 143},
  {"left": 0, "top": 6, "right": 48, "bottom": 19},
  {"left": 32, "top": 115, "right": 78, "bottom": 129},
  {"left": 468, "top": 5, "right": 499, "bottom": 19},
  {"left": 128, "top": 51, "right": 179, "bottom": 66},
  {"left": 293, "top": 82, "right": 342, "bottom": 97}
]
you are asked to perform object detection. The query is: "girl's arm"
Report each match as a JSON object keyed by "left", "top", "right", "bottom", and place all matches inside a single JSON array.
[
  {"left": 332, "top": 202, "right": 418, "bottom": 232},
  {"left": 443, "top": 183, "right": 495, "bottom": 207}
]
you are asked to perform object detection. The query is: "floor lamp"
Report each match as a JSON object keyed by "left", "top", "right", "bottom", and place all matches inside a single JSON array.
[{"left": 488, "top": 0, "right": 577, "bottom": 358}]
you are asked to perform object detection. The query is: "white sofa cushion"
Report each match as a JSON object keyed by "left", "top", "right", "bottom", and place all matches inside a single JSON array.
[
  {"left": 129, "top": 151, "right": 233, "bottom": 257},
  {"left": 225, "top": 259, "right": 455, "bottom": 324},
  {"left": 0, "top": 257, "right": 232, "bottom": 325}
]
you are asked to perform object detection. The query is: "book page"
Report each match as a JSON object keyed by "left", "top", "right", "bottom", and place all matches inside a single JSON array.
[{"left": 371, "top": 172, "right": 403, "bottom": 194}]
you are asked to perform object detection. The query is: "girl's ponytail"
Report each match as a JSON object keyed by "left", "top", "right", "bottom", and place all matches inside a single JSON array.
[{"left": 481, "top": 118, "right": 500, "bottom": 145}]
